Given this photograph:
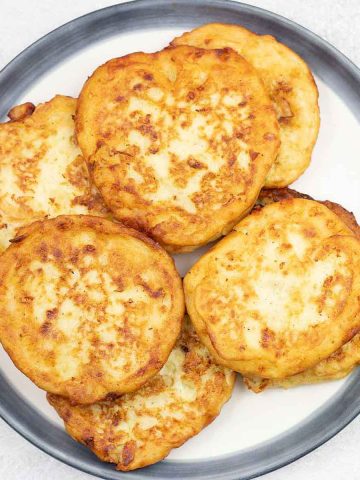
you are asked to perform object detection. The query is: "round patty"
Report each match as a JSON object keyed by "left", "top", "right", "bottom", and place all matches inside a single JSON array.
[
  {"left": 172, "top": 23, "right": 320, "bottom": 188},
  {"left": 0, "top": 215, "right": 184, "bottom": 404},
  {"left": 184, "top": 196, "right": 360, "bottom": 379},
  {"left": 244, "top": 188, "right": 360, "bottom": 391},
  {"left": 76, "top": 45, "right": 280, "bottom": 252},
  {"left": 0, "top": 95, "right": 108, "bottom": 251},
  {"left": 48, "top": 317, "right": 235, "bottom": 471}
]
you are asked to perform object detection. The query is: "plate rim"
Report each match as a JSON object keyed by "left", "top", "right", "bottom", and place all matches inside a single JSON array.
[{"left": 0, "top": 1, "right": 360, "bottom": 479}]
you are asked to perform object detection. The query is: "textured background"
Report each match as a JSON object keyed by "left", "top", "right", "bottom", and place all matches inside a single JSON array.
[{"left": 0, "top": 1, "right": 359, "bottom": 479}]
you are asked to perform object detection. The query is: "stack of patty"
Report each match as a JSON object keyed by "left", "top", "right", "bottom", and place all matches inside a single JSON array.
[
  {"left": 0, "top": 68, "right": 237, "bottom": 469},
  {"left": 185, "top": 187, "right": 360, "bottom": 392},
  {"left": 0, "top": 22, "right": 359, "bottom": 472}
]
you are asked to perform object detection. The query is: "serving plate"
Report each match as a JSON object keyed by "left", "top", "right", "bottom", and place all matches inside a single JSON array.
[{"left": 0, "top": 1, "right": 359, "bottom": 479}]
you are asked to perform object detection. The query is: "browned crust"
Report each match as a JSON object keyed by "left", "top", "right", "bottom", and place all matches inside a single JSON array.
[
  {"left": 13, "top": 214, "right": 167, "bottom": 252},
  {"left": 76, "top": 45, "right": 280, "bottom": 251},
  {"left": 185, "top": 190, "right": 360, "bottom": 379},
  {"left": 171, "top": 23, "right": 320, "bottom": 188},
  {"left": 0, "top": 95, "right": 109, "bottom": 251},
  {"left": 257, "top": 188, "right": 360, "bottom": 238},
  {"left": 7, "top": 102, "right": 35, "bottom": 121},
  {"left": 0, "top": 215, "right": 184, "bottom": 404},
  {"left": 47, "top": 318, "right": 235, "bottom": 470},
  {"left": 241, "top": 188, "right": 360, "bottom": 391}
]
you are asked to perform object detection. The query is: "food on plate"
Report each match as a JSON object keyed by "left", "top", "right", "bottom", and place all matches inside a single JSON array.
[
  {"left": 48, "top": 316, "right": 236, "bottom": 471},
  {"left": 243, "top": 188, "right": 360, "bottom": 391},
  {"left": 76, "top": 45, "right": 280, "bottom": 252},
  {"left": 0, "top": 17, "right": 358, "bottom": 471},
  {"left": 184, "top": 195, "right": 360, "bottom": 379},
  {"left": 172, "top": 23, "right": 320, "bottom": 188},
  {"left": 256, "top": 187, "right": 360, "bottom": 237},
  {"left": 0, "top": 215, "right": 184, "bottom": 404},
  {"left": 244, "top": 332, "right": 360, "bottom": 391},
  {"left": 0, "top": 95, "right": 108, "bottom": 251}
]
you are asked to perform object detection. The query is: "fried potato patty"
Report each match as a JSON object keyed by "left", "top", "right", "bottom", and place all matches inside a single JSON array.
[
  {"left": 244, "top": 188, "right": 360, "bottom": 391},
  {"left": 184, "top": 197, "right": 360, "bottom": 378},
  {"left": 76, "top": 45, "right": 280, "bottom": 252},
  {"left": 0, "top": 215, "right": 184, "bottom": 404},
  {"left": 0, "top": 95, "right": 108, "bottom": 251},
  {"left": 172, "top": 23, "right": 320, "bottom": 188},
  {"left": 257, "top": 188, "right": 360, "bottom": 238},
  {"left": 244, "top": 332, "right": 360, "bottom": 392},
  {"left": 48, "top": 317, "right": 235, "bottom": 471}
]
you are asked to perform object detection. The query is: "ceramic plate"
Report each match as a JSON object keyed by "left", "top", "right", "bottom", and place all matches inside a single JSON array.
[{"left": 0, "top": 1, "right": 359, "bottom": 479}]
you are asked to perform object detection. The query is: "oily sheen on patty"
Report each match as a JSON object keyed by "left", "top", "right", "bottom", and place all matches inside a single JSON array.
[
  {"left": 0, "top": 95, "right": 108, "bottom": 251},
  {"left": 76, "top": 45, "right": 280, "bottom": 252},
  {"left": 0, "top": 215, "right": 184, "bottom": 404},
  {"left": 48, "top": 317, "right": 235, "bottom": 471},
  {"left": 172, "top": 23, "right": 320, "bottom": 188},
  {"left": 184, "top": 198, "right": 360, "bottom": 379},
  {"left": 244, "top": 188, "right": 360, "bottom": 391}
]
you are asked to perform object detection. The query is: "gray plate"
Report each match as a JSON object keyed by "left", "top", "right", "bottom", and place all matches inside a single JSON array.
[{"left": 0, "top": 1, "right": 360, "bottom": 479}]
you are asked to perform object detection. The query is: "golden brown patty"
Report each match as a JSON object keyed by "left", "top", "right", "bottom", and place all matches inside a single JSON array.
[
  {"left": 184, "top": 197, "right": 360, "bottom": 379},
  {"left": 76, "top": 45, "right": 280, "bottom": 252},
  {"left": 172, "top": 23, "right": 320, "bottom": 188},
  {"left": 0, "top": 95, "right": 108, "bottom": 251},
  {"left": 48, "top": 317, "right": 235, "bottom": 471},
  {"left": 244, "top": 188, "right": 360, "bottom": 391},
  {"left": 0, "top": 215, "right": 184, "bottom": 404},
  {"left": 257, "top": 188, "right": 360, "bottom": 237},
  {"left": 244, "top": 332, "right": 360, "bottom": 391}
]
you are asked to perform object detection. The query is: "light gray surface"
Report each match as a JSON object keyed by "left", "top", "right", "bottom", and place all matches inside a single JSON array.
[{"left": 0, "top": 1, "right": 359, "bottom": 479}]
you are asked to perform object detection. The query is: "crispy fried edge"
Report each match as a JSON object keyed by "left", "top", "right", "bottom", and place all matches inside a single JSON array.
[
  {"left": 0, "top": 215, "right": 184, "bottom": 404},
  {"left": 47, "top": 318, "right": 236, "bottom": 470},
  {"left": 184, "top": 191, "right": 360, "bottom": 378},
  {"left": 171, "top": 23, "right": 320, "bottom": 188},
  {"left": 75, "top": 45, "right": 280, "bottom": 251},
  {"left": 243, "top": 188, "right": 360, "bottom": 391}
]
